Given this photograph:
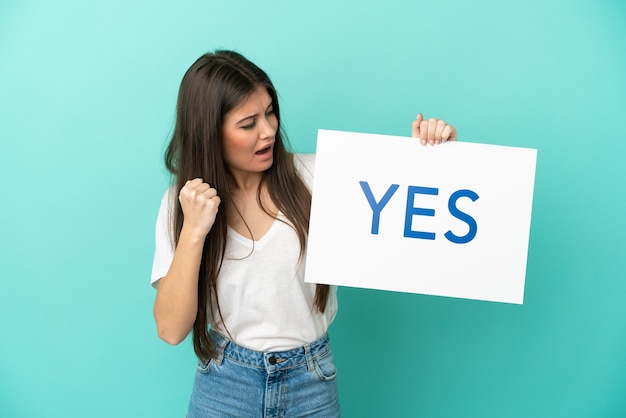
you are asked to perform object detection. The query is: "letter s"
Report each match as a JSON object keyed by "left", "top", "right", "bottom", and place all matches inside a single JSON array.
[{"left": 444, "top": 189, "right": 479, "bottom": 244}]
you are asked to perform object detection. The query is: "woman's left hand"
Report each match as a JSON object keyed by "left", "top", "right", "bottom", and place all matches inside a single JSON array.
[{"left": 411, "top": 113, "right": 457, "bottom": 146}]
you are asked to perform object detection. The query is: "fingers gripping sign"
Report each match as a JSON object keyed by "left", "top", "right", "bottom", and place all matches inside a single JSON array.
[
  {"left": 179, "top": 178, "right": 221, "bottom": 238},
  {"left": 411, "top": 113, "right": 457, "bottom": 146}
]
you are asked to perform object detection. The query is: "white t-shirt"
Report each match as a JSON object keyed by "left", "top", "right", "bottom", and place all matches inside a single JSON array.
[{"left": 151, "top": 154, "right": 338, "bottom": 352}]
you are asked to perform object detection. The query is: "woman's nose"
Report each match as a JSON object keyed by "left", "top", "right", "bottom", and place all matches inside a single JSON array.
[{"left": 259, "top": 114, "right": 277, "bottom": 139}]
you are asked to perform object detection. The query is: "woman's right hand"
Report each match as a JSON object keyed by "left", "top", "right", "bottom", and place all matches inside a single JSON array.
[
  {"left": 154, "top": 179, "right": 218, "bottom": 346},
  {"left": 179, "top": 178, "right": 221, "bottom": 239}
]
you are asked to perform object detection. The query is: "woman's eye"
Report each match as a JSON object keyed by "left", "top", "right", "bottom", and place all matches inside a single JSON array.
[{"left": 242, "top": 121, "right": 256, "bottom": 129}]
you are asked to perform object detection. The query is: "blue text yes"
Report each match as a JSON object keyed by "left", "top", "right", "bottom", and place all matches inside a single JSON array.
[{"left": 359, "top": 181, "right": 479, "bottom": 244}]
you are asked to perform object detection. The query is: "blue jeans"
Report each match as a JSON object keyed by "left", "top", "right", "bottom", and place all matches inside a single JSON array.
[{"left": 187, "top": 331, "right": 341, "bottom": 417}]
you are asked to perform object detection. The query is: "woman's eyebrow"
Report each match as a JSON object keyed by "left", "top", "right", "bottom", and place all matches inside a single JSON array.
[
  {"left": 235, "top": 101, "right": 273, "bottom": 124},
  {"left": 236, "top": 114, "right": 256, "bottom": 124}
]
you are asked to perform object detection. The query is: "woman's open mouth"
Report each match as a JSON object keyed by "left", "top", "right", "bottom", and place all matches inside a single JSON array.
[{"left": 255, "top": 144, "right": 273, "bottom": 156}]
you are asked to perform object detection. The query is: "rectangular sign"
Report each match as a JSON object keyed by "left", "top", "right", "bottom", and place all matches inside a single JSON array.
[{"left": 304, "top": 130, "right": 537, "bottom": 304}]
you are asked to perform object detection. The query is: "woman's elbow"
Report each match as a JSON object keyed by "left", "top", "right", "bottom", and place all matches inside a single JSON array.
[
  {"left": 153, "top": 309, "right": 191, "bottom": 345},
  {"left": 156, "top": 325, "right": 188, "bottom": 346}
]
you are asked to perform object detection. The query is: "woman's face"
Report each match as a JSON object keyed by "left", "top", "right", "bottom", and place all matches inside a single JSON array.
[{"left": 222, "top": 86, "right": 278, "bottom": 180}]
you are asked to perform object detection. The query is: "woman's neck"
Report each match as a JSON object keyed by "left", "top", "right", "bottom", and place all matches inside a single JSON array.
[{"left": 229, "top": 170, "right": 264, "bottom": 194}]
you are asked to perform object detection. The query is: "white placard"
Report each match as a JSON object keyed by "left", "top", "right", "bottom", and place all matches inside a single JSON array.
[{"left": 304, "top": 130, "right": 537, "bottom": 304}]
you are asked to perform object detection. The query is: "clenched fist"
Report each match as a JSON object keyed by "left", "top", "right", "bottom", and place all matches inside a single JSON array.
[{"left": 178, "top": 178, "right": 221, "bottom": 239}]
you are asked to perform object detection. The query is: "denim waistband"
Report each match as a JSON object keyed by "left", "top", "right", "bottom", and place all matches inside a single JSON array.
[{"left": 209, "top": 330, "right": 331, "bottom": 373}]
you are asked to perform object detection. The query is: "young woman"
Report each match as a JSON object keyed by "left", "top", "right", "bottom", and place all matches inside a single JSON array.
[{"left": 151, "top": 50, "right": 456, "bottom": 417}]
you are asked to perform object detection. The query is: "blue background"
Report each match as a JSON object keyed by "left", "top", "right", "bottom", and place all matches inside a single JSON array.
[{"left": 1, "top": 0, "right": 625, "bottom": 416}]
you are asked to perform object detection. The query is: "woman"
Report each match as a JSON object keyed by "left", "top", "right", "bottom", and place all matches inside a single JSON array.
[{"left": 151, "top": 50, "right": 456, "bottom": 417}]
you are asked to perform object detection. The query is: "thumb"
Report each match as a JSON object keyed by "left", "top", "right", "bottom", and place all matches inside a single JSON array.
[{"left": 411, "top": 113, "right": 423, "bottom": 138}]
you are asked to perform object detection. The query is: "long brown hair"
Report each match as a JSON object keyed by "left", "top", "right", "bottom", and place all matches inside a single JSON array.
[{"left": 164, "top": 50, "right": 329, "bottom": 362}]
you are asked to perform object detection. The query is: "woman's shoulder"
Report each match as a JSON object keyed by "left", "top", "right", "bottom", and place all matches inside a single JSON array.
[
  {"left": 292, "top": 153, "right": 315, "bottom": 188},
  {"left": 160, "top": 184, "right": 177, "bottom": 208},
  {"left": 154, "top": 184, "right": 178, "bottom": 224},
  {"left": 293, "top": 153, "right": 315, "bottom": 176}
]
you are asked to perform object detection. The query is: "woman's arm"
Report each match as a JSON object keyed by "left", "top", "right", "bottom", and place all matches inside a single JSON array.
[{"left": 153, "top": 179, "right": 220, "bottom": 345}]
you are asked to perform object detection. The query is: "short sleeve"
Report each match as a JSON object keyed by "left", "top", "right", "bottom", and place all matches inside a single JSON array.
[{"left": 150, "top": 187, "right": 176, "bottom": 288}]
